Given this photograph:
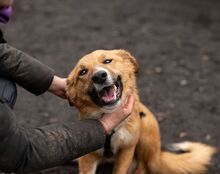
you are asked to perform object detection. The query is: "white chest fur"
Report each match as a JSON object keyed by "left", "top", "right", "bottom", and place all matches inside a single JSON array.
[
  {"left": 111, "top": 126, "right": 133, "bottom": 154},
  {"left": 94, "top": 125, "right": 133, "bottom": 164}
]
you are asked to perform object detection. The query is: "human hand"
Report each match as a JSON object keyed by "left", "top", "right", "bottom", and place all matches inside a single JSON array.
[
  {"left": 99, "top": 95, "right": 134, "bottom": 134},
  {"left": 48, "top": 76, "right": 67, "bottom": 99}
]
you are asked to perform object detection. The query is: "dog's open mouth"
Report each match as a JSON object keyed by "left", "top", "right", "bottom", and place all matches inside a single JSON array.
[{"left": 89, "top": 76, "right": 123, "bottom": 107}]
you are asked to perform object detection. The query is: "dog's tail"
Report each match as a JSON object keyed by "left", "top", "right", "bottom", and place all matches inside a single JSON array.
[{"left": 152, "top": 142, "right": 216, "bottom": 174}]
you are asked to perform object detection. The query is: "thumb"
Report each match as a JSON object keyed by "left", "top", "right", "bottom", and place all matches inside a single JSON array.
[{"left": 122, "top": 95, "right": 134, "bottom": 116}]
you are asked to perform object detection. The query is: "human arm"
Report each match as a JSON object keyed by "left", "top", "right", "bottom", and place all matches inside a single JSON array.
[
  {"left": 0, "top": 94, "right": 133, "bottom": 173},
  {"left": 0, "top": 100, "right": 106, "bottom": 173},
  {"left": 0, "top": 43, "right": 55, "bottom": 95},
  {"left": 0, "top": 40, "right": 67, "bottom": 98}
]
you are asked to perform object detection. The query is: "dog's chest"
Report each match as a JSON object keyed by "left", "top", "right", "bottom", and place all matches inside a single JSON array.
[
  {"left": 111, "top": 126, "right": 133, "bottom": 154},
  {"left": 96, "top": 126, "right": 133, "bottom": 160},
  {"left": 83, "top": 112, "right": 133, "bottom": 156}
]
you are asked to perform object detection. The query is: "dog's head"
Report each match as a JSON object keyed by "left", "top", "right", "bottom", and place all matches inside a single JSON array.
[{"left": 66, "top": 49, "right": 138, "bottom": 118}]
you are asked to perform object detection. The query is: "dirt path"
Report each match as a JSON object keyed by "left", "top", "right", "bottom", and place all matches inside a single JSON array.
[{"left": 1, "top": 0, "right": 219, "bottom": 173}]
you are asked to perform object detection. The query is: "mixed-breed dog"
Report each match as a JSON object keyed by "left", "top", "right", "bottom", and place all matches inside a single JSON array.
[{"left": 66, "top": 49, "right": 216, "bottom": 174}]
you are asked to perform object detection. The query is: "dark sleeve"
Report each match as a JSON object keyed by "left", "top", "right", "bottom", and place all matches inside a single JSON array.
[
  {"left": 0, "top": 43, "right": 55, "bottom": 95},
  {"left": 0, "top": 30, "right": 6, "bottom": 43},
  {"left": 0, "top": 101, "right": 106, "bottom": 173}
]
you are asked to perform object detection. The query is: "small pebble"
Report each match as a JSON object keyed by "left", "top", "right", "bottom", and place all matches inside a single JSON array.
[
  {"left": 49, "top": 118, "right": 57, "bottom": 123},
  {"left": 154, "top": 67, "right": 162, "bottom": 73},
  {"left": 157, "top": 112, "right": 167, "bottom": 122},
  {"left": 42, "top": 112, "right": 49, "bottom": 117},
  {"left": 202, "top": 55, "right": 210, "bottom": 61},
  {"left": 179, "top": 132, "right": 188, "bottom": 138},
  {"left": 205, "top": 134, "right": 211, "bottom": 141},
  {"left": 168, "top": 103, "right": 175, "bottom": 108},
  {"left": 180, "top": 79, "right": 188, "bottom": 86}
]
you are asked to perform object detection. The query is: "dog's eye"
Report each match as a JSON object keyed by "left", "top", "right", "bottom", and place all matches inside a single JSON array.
[
  {"left": 103, "top": 59, "right": 112, "bottom": 64},
  {"left": 79, "top": 69, "right": 88, "bottom": 76}
]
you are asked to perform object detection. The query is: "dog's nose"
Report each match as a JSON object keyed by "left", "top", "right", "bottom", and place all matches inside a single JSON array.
[{"left": 92, "top": 70, "right": 107, "bottom": 84}]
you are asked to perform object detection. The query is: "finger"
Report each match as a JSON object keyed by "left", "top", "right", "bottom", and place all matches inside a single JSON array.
[
  {"left": 122, "top": 95, "right": 134, "bottom": 115},
  {"left": 123, "top": 95, "right": 134, "bottom": 109}
]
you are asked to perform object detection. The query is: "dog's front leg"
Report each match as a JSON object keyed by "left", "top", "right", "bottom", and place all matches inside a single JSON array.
[
  {"left": 134, "top": 160, "right": 148, "bottom": 174},
  {"left": 78, "top": 152, "right": 100, "bottom": 174},
  {"left": 113, "top": 146, "right": 136, "bottom": 174}
]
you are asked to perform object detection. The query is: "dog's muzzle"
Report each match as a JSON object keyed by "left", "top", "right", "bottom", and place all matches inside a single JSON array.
[{"left": 89, "top": 70, "right": 123, "bottom": 107}]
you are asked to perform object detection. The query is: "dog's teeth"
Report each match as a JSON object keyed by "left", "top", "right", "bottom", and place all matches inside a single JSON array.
[{"left": 114, "top": 85, "right": 117, "bottom": 91}]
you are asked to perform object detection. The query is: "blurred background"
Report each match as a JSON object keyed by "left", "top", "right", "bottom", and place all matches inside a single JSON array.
[{"left": 1, "top": 0, "right": 219, "bottom": 173}]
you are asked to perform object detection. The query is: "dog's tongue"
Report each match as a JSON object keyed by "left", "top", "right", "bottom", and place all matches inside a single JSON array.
[{"left": 101, "top": 86, "right": 116, "bottom": 103}]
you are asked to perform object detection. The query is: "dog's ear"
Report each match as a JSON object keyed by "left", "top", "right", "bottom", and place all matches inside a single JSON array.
[
  {"left": 66, "top": 73, "right": 76, "bottom": 106},
  {"left": 116, "top": 49, "right": 139, "bottom": 74}
]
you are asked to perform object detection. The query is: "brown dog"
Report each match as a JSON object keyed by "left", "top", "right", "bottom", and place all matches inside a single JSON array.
[{"left": 66, "top": 49, "right": 216, "bottom": 174}]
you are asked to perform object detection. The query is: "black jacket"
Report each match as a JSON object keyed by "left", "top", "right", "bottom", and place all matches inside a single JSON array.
[{"left": 0, "top": 30, "right": 106, "bottom": 173}]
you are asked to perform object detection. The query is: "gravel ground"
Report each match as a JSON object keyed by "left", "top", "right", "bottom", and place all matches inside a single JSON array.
[{"left": 1, "top": 0, "right": 219, "bottom": 173}]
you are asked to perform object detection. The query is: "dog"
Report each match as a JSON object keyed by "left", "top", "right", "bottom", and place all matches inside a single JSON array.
[{"left": 66, "top": 49, "right": 216, "bottom": 174}]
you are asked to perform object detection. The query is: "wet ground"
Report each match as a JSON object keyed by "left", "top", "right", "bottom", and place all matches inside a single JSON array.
[{"left": 1, "top": 0, "right": 220, "bottom": 173}]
